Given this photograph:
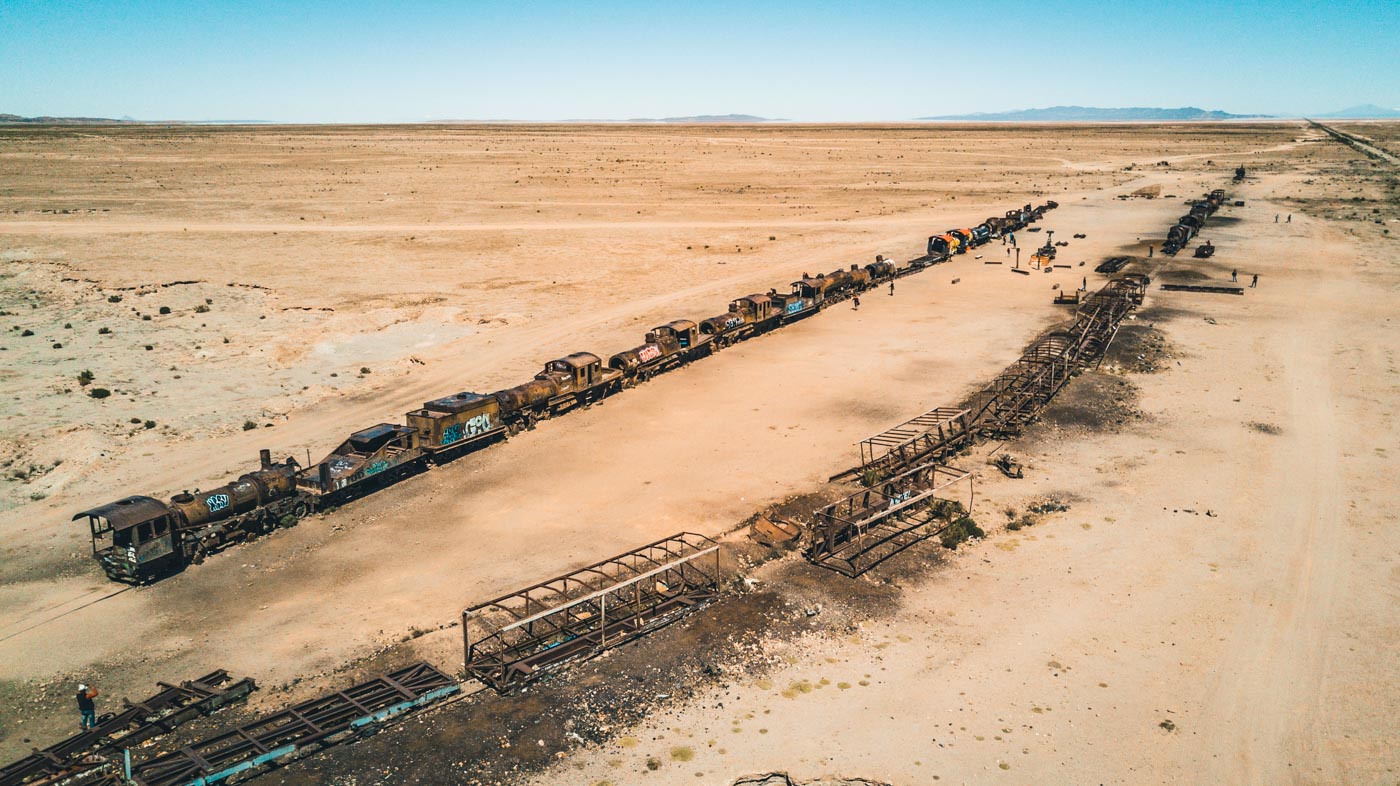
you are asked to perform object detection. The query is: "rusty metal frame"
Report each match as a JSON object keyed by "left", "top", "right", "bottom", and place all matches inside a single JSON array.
[
  {"left": 856, "top": 407, "right": 973, "bottom": 470},
  {"left": 0, "top": 671, "right": 255, "bottom": 786},
  {"left": 127, "top": 663, "right": 456, "bottom": 786},
  {"left": 463, "top": 533, "right": 721, "bottom": 691},
  {"left": 807, "top": 463, "right": 973, "bottom": 577}
]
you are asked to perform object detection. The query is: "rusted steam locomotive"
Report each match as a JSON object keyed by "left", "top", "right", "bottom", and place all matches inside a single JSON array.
[
  {"left": 1163, "top": 189, "right": 1228, "bottom": 255},
  {"left": 75, "top": 200, "right": 1059, "bottom": 583}
]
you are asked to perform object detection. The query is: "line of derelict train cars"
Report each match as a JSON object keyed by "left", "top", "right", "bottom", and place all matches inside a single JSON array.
[
  {"left": 76, "top": 201, "right": 1058, "bottom": 583},
  {"left": 1162, "top": 188, "right": 1229, "bottom": 255}
]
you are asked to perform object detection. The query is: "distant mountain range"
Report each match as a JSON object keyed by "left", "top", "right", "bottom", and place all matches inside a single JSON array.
[
  {"left": 1309, "top": 104, "right": 1400, "bottom": 119},
  {"left": 0, "top": 113, "right": 136, "bottom": 124},
  {"left": 917, "top": 106, "right": 1271, "bottom": 122},
  {"left": 6, "top": 106, "right": 1399, "bottom": 125}
]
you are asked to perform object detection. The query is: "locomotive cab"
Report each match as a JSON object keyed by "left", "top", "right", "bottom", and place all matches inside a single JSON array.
[
  {"left": 74, "top": 495, "right": 177, "bottom": 582},
  {"left": 544, "top": 352, "right": 606, "bottom": 390},
  {"left": 652, "top": 320, "right": 701, "bottom": 349}
]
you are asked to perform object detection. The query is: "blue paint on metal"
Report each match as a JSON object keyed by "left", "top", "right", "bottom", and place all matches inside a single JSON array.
[
  {"left": 347, "top": 685, "right": 460, "bottom": 729},
  {"left": 183, "top": 744, "right": 296, "bottom": 786},
  {"left": 173, "top": 684, "right": 460, "bottom": 785}
]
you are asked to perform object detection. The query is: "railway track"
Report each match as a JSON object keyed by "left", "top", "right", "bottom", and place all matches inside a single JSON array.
[{"left": 1307, "top": 120, "right": 1400, "bottom": 165}]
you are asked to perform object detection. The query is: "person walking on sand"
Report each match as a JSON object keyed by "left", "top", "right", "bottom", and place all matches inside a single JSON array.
[
  {"left": 889, "top": 281, "right": 894, "bottom": 297},
  {"left": 1148, "top": 245, "right": 1154, "bottom": 258},
  {"left": 1287, "top": 214, "right": 1292, "bottom": 223},
  {"left": 1231, "top": 268, "right": 1238, "bottom": 282},
  {"left": 76, "top": 684, "right": 98, "bottom": 731},
  {"left": 1275, "top": 214, "right": 1279, "bottom": 223},
  {"left": 1250, "top": 273, "right": 1259, "bottom": 288},
  {"left": 852, "top": 296, "right": 860, "bottom": 311},
  {"left": 1082, "top": 276, "right": 1087, "bottom": 291}
]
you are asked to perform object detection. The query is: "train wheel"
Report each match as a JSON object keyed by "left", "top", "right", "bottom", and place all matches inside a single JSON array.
[{"left": 292, "top": 500, "right": 311, "bottom": 520}]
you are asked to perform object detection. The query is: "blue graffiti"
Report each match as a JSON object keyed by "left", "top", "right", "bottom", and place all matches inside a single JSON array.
[
  {"left": 364, "top": 459, "right": 391, "bottom": 476},
  {"left": 441, "top": 413, "right": 494, "bottom": 445},
  {"left": 205, "top": 493, "right": 230, "bottom": 513},
  {"left": 786, "top": 301, "right": 806, "bottom": 314}
]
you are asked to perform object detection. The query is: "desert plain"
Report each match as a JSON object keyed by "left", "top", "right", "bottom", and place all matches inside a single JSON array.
[{"left": 1, "top": 121, "right": 1397, "bottom": 785}]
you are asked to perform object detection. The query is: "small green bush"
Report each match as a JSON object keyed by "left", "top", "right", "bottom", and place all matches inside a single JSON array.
[
  {"left": 89, "top": 388, "right": 111, "bottom": 400},
  {"left": 242, "top": 420, "right": 257, "bottom": 431},
  {"left": 78, "top": 370, "right": 94, "bottom": 386},
  {"left": 97, "top": 327, "right": 111, "bottom": 335},
  {"left": 108, "top": 295, "right": 122, "bottom": 303},
  {"left": 194, "top": 304, "right": 210, "bottom": 314},
  {"left": 20, "top": 329, "right": 33, "bottom": 337},
  {"left": 939, "top": 515, "right": 985, "bottom": 550},
  {"left": 158, "top": 306, "right": 171, "bottom": 315},
  {"left": 144, "top": 420, "right": 156, "bottom": 429}
]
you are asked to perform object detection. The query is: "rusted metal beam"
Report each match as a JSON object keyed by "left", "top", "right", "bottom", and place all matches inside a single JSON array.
[{"left": 1160, "top": 283, "right": 1244, "bottom": 295}]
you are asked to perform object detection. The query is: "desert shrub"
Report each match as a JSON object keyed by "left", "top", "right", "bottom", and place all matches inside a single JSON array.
[
  {"left": 142, "top": 314, "right": 152, "bottom": 321},
  {"left": 928, "top": 498, "right": 966, "bottom": 521},
  {"left": 242, "top": 420, "right": 257, "bottom": 431},
  {"left": 939, "top": 515, "right": 985, "bottom": 550},
  {"left": 77, "top": 370, "right": 94, "bottom": 386},
  {"left": 194, "top": 304, "right": 210, "bottom": 313},
  {"left": 52, "top": 342, "right": 62, "bottom": 349},
  {"left": 20, "top": 329, "right": 33, "bottom": 337},
  {"left": 129, "top": 417, "right": 142, "bottom": 424},
  {"left": 97, "top": 327, "right": 111, "bottom": 335},
  {"left": 360, "top": 367, "right": 371, "bottom": 374},
  {"left": 158, "top": 306, "right": 171, "bottom": 315},
  {"left": 89, "top": 388, "right": 111, "bottom": 400},
  {"left": 144, "top": 420, "right": 156, "bottom": 429},
  {"left": 108, "top": 295, "right": 122, "bottom": 303}
]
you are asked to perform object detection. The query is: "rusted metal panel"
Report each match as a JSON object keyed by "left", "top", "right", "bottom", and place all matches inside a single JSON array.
[
  {"left": 71, "top": 497, "right": 169, "bottom": 532},
  {"left": 464, "top": 533, "right": 722, "bottom": 691},
  {"left": 406, "top": 392, "right": 504, "bottom": 453}
]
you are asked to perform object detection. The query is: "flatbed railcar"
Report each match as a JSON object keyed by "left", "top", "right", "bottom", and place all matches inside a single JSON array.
[{"left": 74, "top": 198, "right": 1053, "bottom": 583}]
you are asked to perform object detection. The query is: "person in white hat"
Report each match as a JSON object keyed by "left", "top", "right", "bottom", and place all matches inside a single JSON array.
[{"left": 76, "top": 684, "right": 99, "bottom": 730}]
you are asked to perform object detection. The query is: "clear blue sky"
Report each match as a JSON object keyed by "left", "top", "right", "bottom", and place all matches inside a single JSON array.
[{"left": 1, "top": 0, "right": 1396, "bottom": 121}]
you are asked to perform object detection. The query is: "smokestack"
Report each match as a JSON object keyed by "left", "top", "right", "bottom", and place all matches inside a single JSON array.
[{"left": 260, "top": 449, "right": 271, "bottom": 470}]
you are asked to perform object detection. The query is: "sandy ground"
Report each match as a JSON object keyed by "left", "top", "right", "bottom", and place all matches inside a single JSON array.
[{"left": 1, "top": 122, "right": 1396, "bottom": 785}]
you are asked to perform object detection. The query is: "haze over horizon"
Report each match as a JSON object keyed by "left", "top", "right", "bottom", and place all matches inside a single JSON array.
[{"left": 1, "top": 0, "right": 1396, "bottom": 123}]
